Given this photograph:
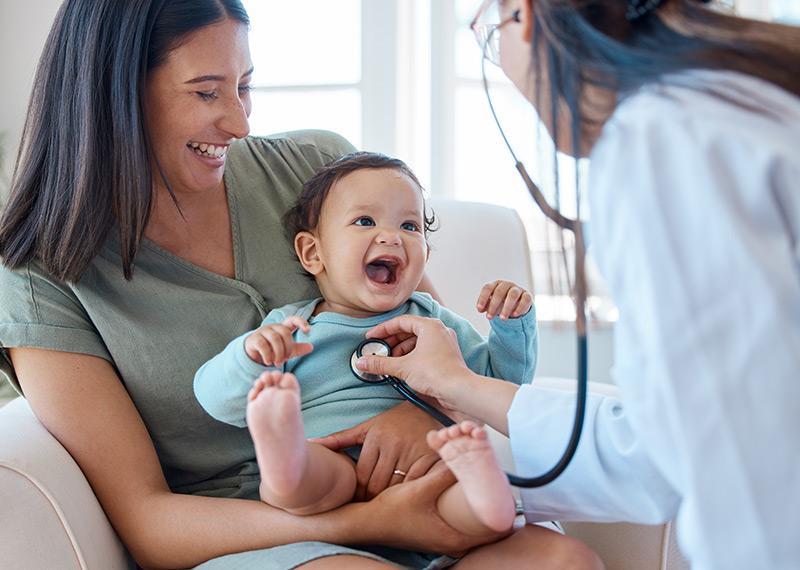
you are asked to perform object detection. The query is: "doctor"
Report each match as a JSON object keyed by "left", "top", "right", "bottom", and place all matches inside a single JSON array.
[{"left": 353, "top": 0, "right": 800, "bottom": 568}]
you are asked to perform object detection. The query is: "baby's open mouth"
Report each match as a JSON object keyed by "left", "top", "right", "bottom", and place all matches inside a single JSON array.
[{"left": 365, "top": 257, "right": 400, "bottom": 285}]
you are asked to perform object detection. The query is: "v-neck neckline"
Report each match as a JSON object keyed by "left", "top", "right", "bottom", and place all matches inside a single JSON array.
[{"left": 139, "top": 167, "right": 243, "bottom": 286}]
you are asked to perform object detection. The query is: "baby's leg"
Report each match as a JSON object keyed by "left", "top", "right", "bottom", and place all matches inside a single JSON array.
[
  {"left": 428, "top": 421, "right": 516, "bottom": 535},
  {"left": 247, "top": 371, "right": 356, "bottom": 515}
]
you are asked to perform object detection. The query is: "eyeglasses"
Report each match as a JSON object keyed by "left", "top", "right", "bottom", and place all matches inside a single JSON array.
[{"left": 470, "top": 0, "right": 519, "bottom": 66}]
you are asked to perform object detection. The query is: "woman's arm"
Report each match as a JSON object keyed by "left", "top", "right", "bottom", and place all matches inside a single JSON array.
[
  {"left": 11, "top": 348, "right": 496, "bottom": 569},
  {"left": 354, "top": 316, "right": 520, "bottom": 435}
]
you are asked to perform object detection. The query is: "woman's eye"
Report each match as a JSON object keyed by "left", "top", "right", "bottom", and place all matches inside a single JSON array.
[
  {"left": 238, "top": 84, "right": 253, "bottom": 95},
  {"left": 197, "top": 91, "right": 218, "bottom": 101},
  {"left": 401, "top": 221, "right": 420, "bottom": 232},
  {"left": 354, "top": 217, "right": 375, "bottom": 227}
]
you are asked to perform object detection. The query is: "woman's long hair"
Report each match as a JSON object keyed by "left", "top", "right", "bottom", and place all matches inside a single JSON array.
[
  {"left": 530, "top": 0, "right": 800, "bottom": 158},
  {"left": 0, "top": 0, "right": 249, "bottom": 282}
]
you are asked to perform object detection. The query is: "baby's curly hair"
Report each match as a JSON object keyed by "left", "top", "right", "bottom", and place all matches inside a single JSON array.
[{"left": 283, "top": 152, "right": 437, "bottom": 246}]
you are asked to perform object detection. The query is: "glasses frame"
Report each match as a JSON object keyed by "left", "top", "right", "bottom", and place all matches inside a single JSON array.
[{"left": 470, "top": 0, "right": 518, "bottom": 67}]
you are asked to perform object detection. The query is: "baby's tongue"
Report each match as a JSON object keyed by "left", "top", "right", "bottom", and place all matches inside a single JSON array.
[{"left": 366, "top": 263, "right": 392, "bottom": 284}]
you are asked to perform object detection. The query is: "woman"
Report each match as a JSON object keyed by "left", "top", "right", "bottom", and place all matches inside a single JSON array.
[
  {"left": 349, "top": 0, "right": 800, "bottom": 568},
  {"left": 0, "top": 0, "right": 602, "bottom": 568}
]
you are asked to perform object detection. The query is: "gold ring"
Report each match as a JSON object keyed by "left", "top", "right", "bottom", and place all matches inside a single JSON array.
[{"left": 392, "top": 469, "right": 407, "bottom": 478}]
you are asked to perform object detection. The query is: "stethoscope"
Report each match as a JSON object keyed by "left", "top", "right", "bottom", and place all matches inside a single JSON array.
[{"left": 348, "top": 17, "right": 590, "bottom": 489}]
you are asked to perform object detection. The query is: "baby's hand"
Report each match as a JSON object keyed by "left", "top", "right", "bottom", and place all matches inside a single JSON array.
[
  {"left": 476, "top": 280, "right": 533, "bottom": 320},
  {"left": 244, "top": 316, "right": 313, "bottom": 366}
]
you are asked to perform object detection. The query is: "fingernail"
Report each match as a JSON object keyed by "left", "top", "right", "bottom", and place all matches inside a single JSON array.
[{"left": 356, "top": 357, "right": 368, "bottom": 369}]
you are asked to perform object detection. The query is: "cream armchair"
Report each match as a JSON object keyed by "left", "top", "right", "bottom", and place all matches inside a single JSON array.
[{"left": 0, "top": 199, "right": 689, "bottom": 569}]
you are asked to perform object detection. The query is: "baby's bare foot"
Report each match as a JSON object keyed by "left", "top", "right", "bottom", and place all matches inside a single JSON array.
[
  {"left": 428, "top": 421, "right": 516, "bottom": 532},
  {"left": 246, "top": 371, "right": 307, "bottom": 496}
]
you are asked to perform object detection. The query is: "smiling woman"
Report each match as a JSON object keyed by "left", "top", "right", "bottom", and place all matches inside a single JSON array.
[{"left": 0, "top": 1, "right": 604, "bottom": 569}]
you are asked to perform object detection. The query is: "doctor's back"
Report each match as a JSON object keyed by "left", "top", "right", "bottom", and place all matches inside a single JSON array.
[{"left": 513, "top": 69, "right": 800, "bottom": 570}]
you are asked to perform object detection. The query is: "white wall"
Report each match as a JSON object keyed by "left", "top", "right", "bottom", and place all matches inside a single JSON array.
[{"left": 0, "top": 0, "right": 62, "bottom": 187}]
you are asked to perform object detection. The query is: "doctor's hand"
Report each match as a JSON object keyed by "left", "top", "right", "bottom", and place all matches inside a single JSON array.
[
  {"left": 310, "top": 402, "right": 443, "bottom": 501},
  {"left": 244, "top": 316, "right": 313, "bottom": 366},
  {"left": 356, "top": 315, "right": 475, "bottom": 408},
  {"left": 477, "top": 279, "right": 533, "bottom": 320}
]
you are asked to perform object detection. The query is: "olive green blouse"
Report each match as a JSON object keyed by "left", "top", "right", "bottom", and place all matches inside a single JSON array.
[{"left": 0, "top": 131, "right": 354, "bottom": 498}]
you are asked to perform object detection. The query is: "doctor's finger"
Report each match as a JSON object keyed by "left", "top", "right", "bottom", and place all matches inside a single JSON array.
[
  {"left": 392, "top": 337, "right": 417, "bottom": 357},
  {"left": 513, "top": 292, "right": 533, "bottom": 317},
  {"left": 365, "top": 315, "right": 439, "bottom": 341}
]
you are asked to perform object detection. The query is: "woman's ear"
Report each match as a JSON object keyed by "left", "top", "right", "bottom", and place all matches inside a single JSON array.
[
  {"left": 518, "top": 1, "right": 533, "bottom": 43},
  {"left": 294, "top": 231, "right": 324, "bottom": 275}
]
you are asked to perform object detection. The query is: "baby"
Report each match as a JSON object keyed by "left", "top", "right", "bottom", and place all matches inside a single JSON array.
[{"left": 194, "top": 152, "right": 538, "bottom": 536}]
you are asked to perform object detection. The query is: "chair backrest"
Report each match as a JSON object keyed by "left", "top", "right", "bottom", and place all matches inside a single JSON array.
[{"left": 426, "top": 199, "right": 534, "bottom": 335}]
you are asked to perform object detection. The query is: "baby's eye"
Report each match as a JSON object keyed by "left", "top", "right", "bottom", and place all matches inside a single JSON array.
[
  {"left": 354, "top": 216, "right": 375, "bottom": 227},
  {"left": 401, "top": 221, "right": 420, "bottom": 232}
]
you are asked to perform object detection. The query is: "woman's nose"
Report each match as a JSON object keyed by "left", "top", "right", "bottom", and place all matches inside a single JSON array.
[{"left": 218, "top": 95, "right": 251, "bottom": 140}]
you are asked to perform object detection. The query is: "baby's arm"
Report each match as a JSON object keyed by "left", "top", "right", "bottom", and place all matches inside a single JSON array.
[
  {"left": 193, "top": 311, "right": 311, "bottom": 427},
  {"left": 438, "top": 280, "right": 537, "bottom": 385}
]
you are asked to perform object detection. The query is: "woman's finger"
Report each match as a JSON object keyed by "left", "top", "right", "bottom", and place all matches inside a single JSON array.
[
  {"left": 309, "top": 424, "right": 367, "bottom": 450},
  {"left": 354, "top": 443, "right": 381, "bottom": 501},
  {"left": 404, "top": 453, "right": 441, "bottom": 483},
  {"left": 365, "top": 448, "right": 399, "bottom": 499}
]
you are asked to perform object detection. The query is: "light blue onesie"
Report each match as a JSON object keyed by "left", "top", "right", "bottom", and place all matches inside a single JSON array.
[{"left": 194, "top": 292, "right": 537, "bottom": 438}]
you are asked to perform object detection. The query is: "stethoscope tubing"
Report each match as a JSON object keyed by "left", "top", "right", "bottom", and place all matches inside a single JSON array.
[{"left": 352, "top": 337, "right": 588, "bottom": 488}]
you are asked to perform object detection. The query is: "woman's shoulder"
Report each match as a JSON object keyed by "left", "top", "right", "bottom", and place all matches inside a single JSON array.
[{"left": 228, "top": 130, "right": 357, "bottom": 175}]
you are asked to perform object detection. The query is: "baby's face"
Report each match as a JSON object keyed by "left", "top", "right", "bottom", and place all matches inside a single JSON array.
[{"left": 311, "top": 168, "right": 428, "bottom": 316}]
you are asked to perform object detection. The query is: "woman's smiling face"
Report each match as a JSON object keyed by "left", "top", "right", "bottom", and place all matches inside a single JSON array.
[{"left": 144, "top": 17, "right": 253, "bottom": 195}]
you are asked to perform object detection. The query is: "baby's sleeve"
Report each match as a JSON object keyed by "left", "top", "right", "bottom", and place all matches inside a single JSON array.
[
  {"left": 436, "top": 303, "right": 538, "bottom": 385},
  {"left": 0, "top": 262, "right": 112, "bottom": 395},
  {"left": 193, "top": 308, "right": 286, "bottom": 427}
]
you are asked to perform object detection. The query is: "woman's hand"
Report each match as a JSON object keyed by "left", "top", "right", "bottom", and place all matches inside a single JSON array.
[
  {"left": 355, "top": 315, "right": 475, "bottom": 408},
  {"left": 311, "top": 402, "right": 443, "bottom": 500},
  {"left": 348, "top": 462, "right": 508, "bottom": 554}
]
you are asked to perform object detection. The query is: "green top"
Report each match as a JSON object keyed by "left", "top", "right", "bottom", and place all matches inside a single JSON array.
[{"left": 0, "top": 131, "right": 354, "bottom": 497}]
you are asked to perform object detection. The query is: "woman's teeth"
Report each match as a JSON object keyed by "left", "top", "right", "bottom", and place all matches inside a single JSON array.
[{"left": 188, "top": 142, "right": 227, "bottom": 158}]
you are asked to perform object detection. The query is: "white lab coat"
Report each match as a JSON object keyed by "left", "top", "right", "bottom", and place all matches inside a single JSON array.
[{"left": 508, "top": 71, "right": 800, "bottom": 570}]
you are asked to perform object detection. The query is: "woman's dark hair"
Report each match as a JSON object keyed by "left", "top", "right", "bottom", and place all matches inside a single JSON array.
[
  {"left": 529, "top": 0, "right": 800, "bottom": 158},
  {"left": 0, "top": 0, "right": 249, "bottom": 282},
  {"left": 284, "top": 152, "right": 438, "bottom": 245}
]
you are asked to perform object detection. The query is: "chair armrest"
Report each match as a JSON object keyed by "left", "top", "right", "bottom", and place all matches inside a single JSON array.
[{"left": 0, "top": 398, "right": 132, "bottom": 570}]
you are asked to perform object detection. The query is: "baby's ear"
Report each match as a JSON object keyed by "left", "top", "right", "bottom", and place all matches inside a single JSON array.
[{"left": 295, "top": 231, "right": 324, "bottom": 275}]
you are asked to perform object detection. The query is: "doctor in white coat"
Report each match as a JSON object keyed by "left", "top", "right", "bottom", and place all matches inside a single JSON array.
[{"left": 353, "top": 0, "right": 800, "bottom": 568}]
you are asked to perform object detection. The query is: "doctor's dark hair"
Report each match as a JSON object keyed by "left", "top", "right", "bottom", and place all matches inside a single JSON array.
[
  {"left": 283, "top": 152, "right": 438, "bottom": 244},
  {"left": 526, "top": 0, "right": 800, "bottom": 160},
  {"left": 0, "top": 0, "right": 249, "bottom": 283}
]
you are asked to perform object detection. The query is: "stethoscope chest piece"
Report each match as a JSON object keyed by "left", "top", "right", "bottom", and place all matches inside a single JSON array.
[{"left": 350, "top": 339, "right": 391, "bottom": 383}]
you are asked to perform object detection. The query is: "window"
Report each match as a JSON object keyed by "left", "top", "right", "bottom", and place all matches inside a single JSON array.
[{"left": 242, "top": 0, "right": 795, "bottom": 321}]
